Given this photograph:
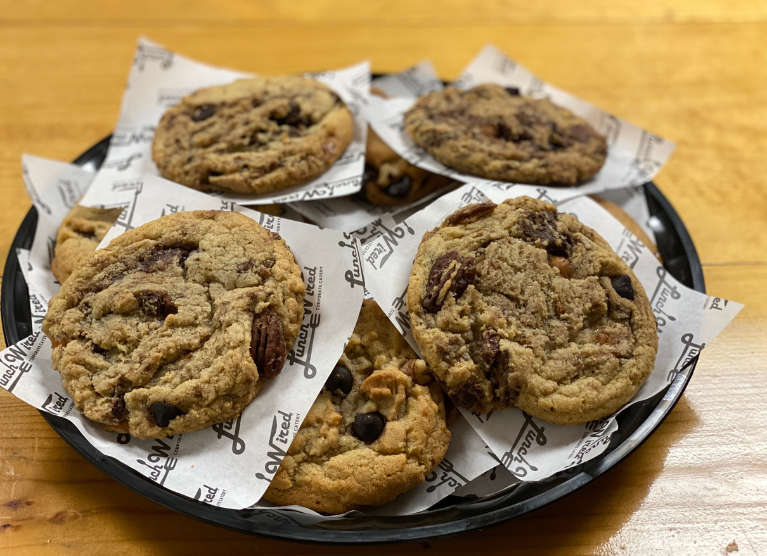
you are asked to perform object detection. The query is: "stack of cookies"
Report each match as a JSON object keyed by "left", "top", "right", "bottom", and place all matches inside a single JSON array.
[{"left": 40, "top": 70, "right": 660, "bottom": 515}]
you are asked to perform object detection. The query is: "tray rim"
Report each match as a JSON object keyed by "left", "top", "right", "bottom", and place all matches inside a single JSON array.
[{"left": 1, "top": 135, "right": 705, "bottom": 545}]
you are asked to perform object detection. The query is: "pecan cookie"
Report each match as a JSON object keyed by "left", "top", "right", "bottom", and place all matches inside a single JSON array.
[
  {"left": 42, "top": 211, "right": 305, "bottom": 439},
  {"left": 152, "top": 76, "right": 354, "bottom": 195},
  {"left": 362, "top": 127, "right": 455, "bottom": 206},
  {"left": 51, "top": 205, "right": 123, "bottom": 284},
  {"left": 407, "top": 197, "right": 658, "bottom": 425},
  {"left": 404, "top": 85, "right": 607, "bottom": 186},
  {"left": 263, "top": 300, "right": 450, "bottom": 513}
]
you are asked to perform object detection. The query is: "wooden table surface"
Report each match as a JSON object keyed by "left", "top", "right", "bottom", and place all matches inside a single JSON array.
[{"left": 1, "top": 1, "right": 766, "bottom": 554}]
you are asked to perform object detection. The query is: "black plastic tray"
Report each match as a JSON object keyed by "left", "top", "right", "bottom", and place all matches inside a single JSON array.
[{"left": 1, "top": 135, "right": 704, "bottom": 544}]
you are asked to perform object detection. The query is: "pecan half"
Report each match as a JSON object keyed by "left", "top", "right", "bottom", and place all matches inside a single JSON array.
[
  {"left": 422, "top": 251, "right": 476, "bottom": 313},
  {"left": 250, "top": 308, "right": 287, "bottom": 378},
  {"left": 443, "top": 202, "right": 497, "bottom": 228}
]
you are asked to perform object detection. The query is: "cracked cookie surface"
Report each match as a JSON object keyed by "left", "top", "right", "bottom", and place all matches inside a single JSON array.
[
  {"left": 51, "top": 205, "right": 123, "bottom": 284},
  {"left": 407, "top": 196, "right": 657, "bottom": 425},
  {"left": 152, "top": 76, "right": 354, "bottom": 195},
  {"left": 404, "top": 84, "right": 607, "bottom": 186},
  {"left": 263, "top": 300, "right": 450, "bottom": 513},
  {"left": 43, "top": 210, "right": 305, "bottom": 438}
]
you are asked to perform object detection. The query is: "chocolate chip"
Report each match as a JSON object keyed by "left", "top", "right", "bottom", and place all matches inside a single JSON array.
[
  {"left": 325, "top": 365, "right": 353, "bottom": 395},
  {"left": 384, "top": 175, "right": 412, "bottom": 199},
  {"left": 611, "top": 275, "right": 635, "bottom": 301},
  {"left": 352, "top": 412, "right": 386, "bottom": 443},
  {"left": 482, "top": 331, "right": 500, "bottom": 366},
  {"left": 140, "top": 248, "right": 191, "bottom": 273},
  {"left": 443, "top": 202, "right": 497, "bottom": 227},
  {"left": 521, "top": 210, "right": 559, "bottom": 247},
  {"left": 250, "top": 309, "right": 287, "bottom": 379},
  {"left": 137, "top": 291, "right": 177, "bottom": 318},
  {"left": 111, "top": 397, "right": 126, "bottom": 421},
  {"left": 149, "top": 402, "right": 185, "bottom": 428},
  {"left": 504, "top": 87, "right": 520, "bottom": 96},
  {"left": 274, "top": 101, "right": 304, "bottom": 126},
  {"left": 422, "top": 251, "right": 477, "bottom": 313},
  {"left": 191, "top": 105, "right": 216, "bottom": 122},
  {"left": 497, "top": 123, "right": 515, "bottom": 141},
  {"left": 362, "top": 163, "right": 378, "bottom": 185}
]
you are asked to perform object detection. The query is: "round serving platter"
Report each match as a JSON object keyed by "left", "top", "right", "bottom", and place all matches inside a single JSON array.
[{"left": 1, "top": 134, "right": 705, "bottom": 544}]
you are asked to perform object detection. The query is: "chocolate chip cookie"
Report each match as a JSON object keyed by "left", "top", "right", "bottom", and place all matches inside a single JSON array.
[
  {"left": 263, "top": 300, "right": 451, "bottom": 513},
  {"left": 362, "top": 127, "right": 455, "bottom": 206},
  {"left": 403, "top": 85, "right": 607, "bottom": 186},
  {"left": 407, "top": 197, "right": 657, "bottom": 425},
  {"left": 51, "top": 205, "right": 124, "bottom": 284},
  {"left": 43, "top": 210, "right": 305, "bottom": 439},
  {"left": 152, "top": 76, "right": 354, "bottom": 195}
]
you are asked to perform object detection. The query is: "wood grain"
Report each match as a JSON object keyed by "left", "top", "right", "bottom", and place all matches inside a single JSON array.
[{"left": 0, "top": 1, "right": 766, "bottom": 554}]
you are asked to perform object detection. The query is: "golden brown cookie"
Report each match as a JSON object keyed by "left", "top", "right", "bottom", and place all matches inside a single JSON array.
[
  {"left": 152, "top": 76, "right": 354, "bottom": 195},
  {"left": 404, "top": 85, "right": 607, "bottom": 186},
  {"left": 407, "top": 197, "right": 658, "bottom": 425},
  {"left": 263, "top": 300, "right": 450, "bottom": 513},
  {"left": 43, "top": 211, "right": 305, "bottom": 439},
  {"left": 51, "top": 205, "right": 123, "bottom": 284}
]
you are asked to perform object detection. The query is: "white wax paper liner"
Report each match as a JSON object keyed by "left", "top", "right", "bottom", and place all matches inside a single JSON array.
[
  {"left": 2, "top": 170, "right": 365, "bottom": 510},
  {"left": 77, "top": 37, "right": 369, "bottom": 208},
  {"left": 9, "top": 157, "right": 498, "bottom": 517},
  {"left": 362, "top": 181, "right": 742, "bottom": 481},
  {"left": 363, "top": 44, "right": 676, "bottom": 199}
]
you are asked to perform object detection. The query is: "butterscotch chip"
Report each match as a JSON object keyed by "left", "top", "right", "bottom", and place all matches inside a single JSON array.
[
  {"left": 407, "top": 196, "right": 658, "bottom": 425},
  {"left": 263, "top": 300, "right": 450, "bottom": 513},
  {"left": 152, "top": 76, "right": 354, "bottom": 195},
  {"left": 51, "top": 205, "right": 123, "bottom": 284},
  {"left": 42, "top": 211, "right": 305, "bottom": 439},
  {"left": 404, "top": 85, "right": 607, "bottom": 186}
]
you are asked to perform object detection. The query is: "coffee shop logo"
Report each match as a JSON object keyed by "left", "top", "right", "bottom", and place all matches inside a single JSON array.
[
  {"left": 134, "top": 44, "right": 174, "bottom": 71},
  {"left": 667, "top": 333, "right": 705, "bottom": 382},
  {"left": 194, "top": 484, "right": 225, "bottom": 506},
  {"left": 364, "top": 219, "right": 415, "bottom": 271},
  {"left": 616, "top": 227, "right": 645, "bottom": 269},
  {"left": 111, "top": 126, "right": 155, "bottom": 148},
  {"left": 286, "top": 267, "right": 320, "bottom": 379},
  {"left": 212, "top": 414, "right": 246, "bottom": 455},
  {"left": 56, "top": 178, "right": 81, "bottom": 209},
  {"left": 298, "top": 175, "right": 361, "bottom": 202},
  {"left": 629, "top": 132, "right": 665, "bottom": 184},
  {"left": 104, "top": 153, "right": 142, "bottom": 172},
  {"left": 650, "top": 266, "right": 681, "bottom": 333},
  {"left": 41, "top": 391, "right": 71, "bottom": 416},
  {"left": 501, "top": 413, "right": 547, "bottom": 479},
  {"left": 567, "top": 419, "right": 613, "bottom": 467},
  {"left": 390, "top": 284, "right": 411, "bottom": 336},
  {"left": 136, "top": 437, "right": 179, "bottom": 486},
  {"left": 255, "top": 410, "right": 296, "bottom": 482},
  {"left": 0, "top": 332, "right": 40, "bottom": 393},
  {"left": 424, "top": 458, "right": 469, "bottom": 493},
  {"left": 338, "top": 235, "right": 365, "bottom": 289}
]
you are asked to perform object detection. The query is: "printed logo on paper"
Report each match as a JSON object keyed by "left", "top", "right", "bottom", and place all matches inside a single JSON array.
[
  {"left": 212, "top": 414, "right": 246, "bottom": 455},
  {"left": 255, "top": 410, "right": 300, "bottom": 482}
]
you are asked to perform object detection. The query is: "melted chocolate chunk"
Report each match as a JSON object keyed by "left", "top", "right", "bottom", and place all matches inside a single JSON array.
[
  {"left": 352, "top": 412, "right": 386, "bottom": 443},
  {"left": 482, "top": 331, "right": 500, "bottom": 366},
  {"left": 504, "top": 87, "right": 520, "bottom": 96},
  {"left": 250, "top": 309, "right": 287, "bottom": 378},
  {"left": 149, "top": 402, "right": 185, "bottom": 428},
  {"left": 137, "top": 291, "right": 177, "bottom": 318},
  {"left": 324, "top": 365, "right": 353, "bottom": 396},
  {"left": 384, "top": 175, "right": 412, "bottom": 199},
  {"left": 140, "top": 248, "right": 191, "bottom": 272},
  {"left": 275, "top": 100, "right": 302, "bottom": 126},
  {"left": 422, "top": 251, "right": 477, "bottom": 313},
  {"left": 191, "top": 105, "right": 216, "bottom": 122},
  {"left": 611, "top": 275, "right": 635, "bottom": 301}
]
